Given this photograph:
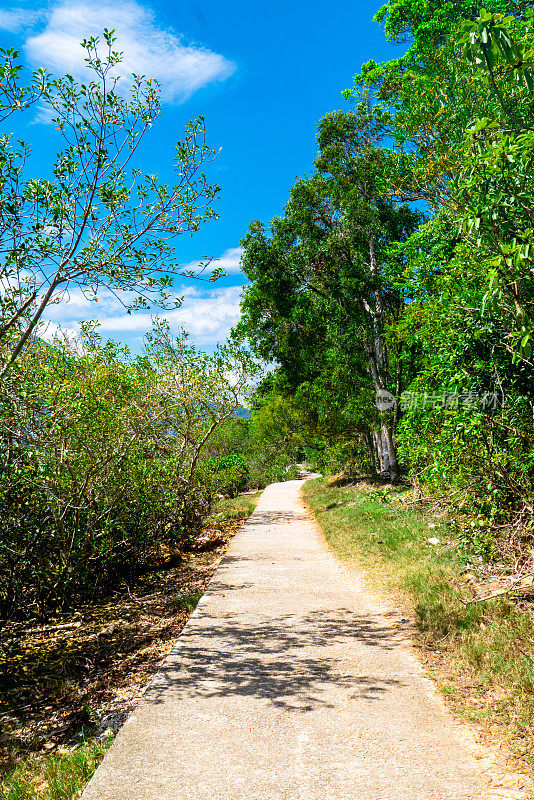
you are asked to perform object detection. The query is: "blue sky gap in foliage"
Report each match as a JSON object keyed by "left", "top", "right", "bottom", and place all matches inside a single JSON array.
[{"left": 0, "top": 0, "right": 401, "bottom": 351}]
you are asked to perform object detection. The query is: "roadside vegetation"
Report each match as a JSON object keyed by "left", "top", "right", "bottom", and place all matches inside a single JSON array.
[
  {"left": 304, "top": 477, "right": 534, "bottom": 768},
  {"left": 233, "top": 8, "right": 534, "bottom": 770},
  {"left": 0, "top": 32, "right": 281, "bottom": 798},
  {"left": 0, "top": 32, "right": 295, "bottom": 626},
  {"left": 236, "top": 0, "right": 534, "bottom": 573},
  {"left": 0, "top": 741, "right": 109, "bottom": 800}
]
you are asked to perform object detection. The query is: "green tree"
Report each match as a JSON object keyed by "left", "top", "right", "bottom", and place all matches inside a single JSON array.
[
  {"left": 457, "top": 10, "right": 534, "bottom": 356},
  {"left": 0, "top": 321, "right": 256, "bottom": 618},
  {"left": 0, "top": 31, "right": 220, "bottom": 377},
  {"left": 237, "top": 107, "right": 419, "bottom": 479},
  {"left": 344, "top": 0, "right": 534, "bottom": 540}
]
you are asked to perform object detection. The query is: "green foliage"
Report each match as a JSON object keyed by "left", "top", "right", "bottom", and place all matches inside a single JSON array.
[
  {"left": 235, "top": 105, "right": 422, "bottom": 481},
  {"left": 0, "top": 32, "right": 262, "bottom": 622},
  {"left": 0, "top": 323, "right": 255, "bottom": 620},
  {"left": 0, "top": 32, "right": 220, "bottom": 378},
  {"left": 173, "top": 592, "right": 203, "bottom": 612},
  {"left": 208, "top": 492, "right": 261, "bottom": 524},
  {"left": 199, "top": 410, "right": 300, "bottom": 492},
  {"left": 205, "top": 454, "right": 250, "bottom": 498},
  {"left": 230, "top": 0, "right": 534, "bottom": 559}
]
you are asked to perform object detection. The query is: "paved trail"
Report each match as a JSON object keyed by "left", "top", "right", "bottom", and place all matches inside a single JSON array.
[{"left": 82, "top": 479, "right": 482, "bottom": 800}]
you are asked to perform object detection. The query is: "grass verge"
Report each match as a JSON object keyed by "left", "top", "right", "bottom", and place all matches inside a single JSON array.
[
  {"left": 207, "top": 492, "right": 260, "bottom": 524},
  {"left": 303, "top": 477, "right": 534, "bottom": 771},
  {"left": 0, "top": 490, "right": 260, "bottom": 800},
  {"left": 0, "top": 740, "right": 110, "bottom": 800}
]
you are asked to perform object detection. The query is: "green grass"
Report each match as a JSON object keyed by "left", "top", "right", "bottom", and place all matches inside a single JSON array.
[
  {"left": 303, "top": 477, "right": 534, "bottom": 769},
  {"left": 207, "top": 492, "right": 261, "bottom": 524},
  {"left": 0, "top": 740, "right": 110, "bottom": 800},
  {"left": 172, "top": 591, "right": 203, "bottom": 612}
]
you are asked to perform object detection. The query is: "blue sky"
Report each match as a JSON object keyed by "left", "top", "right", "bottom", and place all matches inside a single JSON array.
[{"left": 0, "top": 0, "right": 401, "bottom": 351}]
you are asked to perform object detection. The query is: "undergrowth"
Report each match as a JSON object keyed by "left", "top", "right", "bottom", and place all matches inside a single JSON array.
[
  {"left": 207, "top": 493, "right": 260, "bottom": 524},
  {"left": 0, "top": 490, "right": 260, "bottom": 799}
]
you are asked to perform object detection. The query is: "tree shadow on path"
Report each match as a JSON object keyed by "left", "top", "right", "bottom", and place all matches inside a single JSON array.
[{"left": 144, "top": 608, "right": 405, "bottom": 713}]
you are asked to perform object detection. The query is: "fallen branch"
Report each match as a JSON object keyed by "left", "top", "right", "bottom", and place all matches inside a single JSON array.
[
  {"left": 514, "top": 643, "right": 534, "bottom": 663},
  {"left": 464, "top": 576, "right": 534, "bottom": 605}
]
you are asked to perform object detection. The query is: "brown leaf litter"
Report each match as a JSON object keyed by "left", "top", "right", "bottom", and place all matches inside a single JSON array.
[{"left": 0, "top": 519, "right": 244, "bottom": 770}]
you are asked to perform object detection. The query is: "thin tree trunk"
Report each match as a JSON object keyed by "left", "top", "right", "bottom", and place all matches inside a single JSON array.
[
  {"left": 0, "top": 278, "right": 60, "bottom": 379},
  {"left": 363, "top": 428, "right": 377, "bottom": 475},
  {"left": 373, "top": 430, "right": 384, "bottom": 472},
  {"left": 361, "top": 237, "right": 399, "bottom": 481},
  {"left": 381, "top": 423, "right": 399, "bottom": 482},
  {"left": 394, "top": 349, "right": 403, "bottom": 429}
]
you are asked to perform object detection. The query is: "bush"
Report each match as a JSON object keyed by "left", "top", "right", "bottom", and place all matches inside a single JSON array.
[
  {"left": 0, "top": 325, "right": 256, "bottom": 621},
  {"left": 204, "top": 454, "right": 250, "bottom": 498},
  {"left": 0, "top": 433, "right": 214, "bottom": 619},
  {"left": 200, "top": 415, "right": 300, "bottom": 492}
]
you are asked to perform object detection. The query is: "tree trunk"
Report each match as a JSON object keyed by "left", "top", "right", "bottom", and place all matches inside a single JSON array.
[
  {"left": 380, "top": 423, "right": 399, "bottom": 482},
  {"left": 364, "top": 428, "right": 377, "bottom": 474},
  {"left": 394, "top": 347, "right": 403, "bottom": 429},
  {"left": 373, "top": 430, "right": 384, "bottom": 472},
  {"left": 360, "top": 237, "right": 399, "bottom": 482}
]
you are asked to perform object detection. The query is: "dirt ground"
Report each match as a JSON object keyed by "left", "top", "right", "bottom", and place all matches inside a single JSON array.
[{"left": 0, "top": 519, "right": 245, "bottom": 770}]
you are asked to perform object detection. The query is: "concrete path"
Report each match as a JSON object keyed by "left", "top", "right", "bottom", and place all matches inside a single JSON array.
[{"left": 82, "top": 479, "right": 482, "bottom": 800}]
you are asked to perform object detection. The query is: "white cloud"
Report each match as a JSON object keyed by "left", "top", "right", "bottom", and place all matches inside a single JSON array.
[
  {"left": 38, "top": 319, "right": 81, "bottom": 345},
  {"left": 19, "top": 0, "right": 235, "bottom": 103},
  {"left": 183, "top": 247, "right": 243, "bottom": 276},
  {"left": 41, "top": 284, "right": 244, "bottom": 346},
  {"left": 43, "top": 285, "right": 136, "bottom": 319},
  {"left": 172, "top": 285, "right": 243, "bottom": 340},
  {"left": 37, "top": 245, "right": 245, "bottom": 347},
  {"left": 97, "top": 285, "right": 243, "bottom": 344},
  {"left": 0, "top": 8, "right": 43, "bottom": 32}
]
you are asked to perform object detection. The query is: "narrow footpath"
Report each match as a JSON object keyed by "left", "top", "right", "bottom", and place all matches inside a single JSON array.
[{"left": 82, "top": 479, "right": 483, "bottom": 800}]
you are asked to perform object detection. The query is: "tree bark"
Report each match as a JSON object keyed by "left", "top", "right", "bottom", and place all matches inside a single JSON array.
[
  {"left": 364, "top": 428, "right": 377, "bottom": 474},
  {"left": 381, "top": 423, "right": 399, "bottom": 482},
  {"left": 361, "top": 237, "right": 400, "bottom": 482}
]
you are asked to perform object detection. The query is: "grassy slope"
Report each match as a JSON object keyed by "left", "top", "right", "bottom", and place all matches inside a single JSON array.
[
  {"left": 302, "top": 477, "right": 534, "bottom": 771},
  {"left": 0, "top": 491, "right": 261, "bottom": 800}
]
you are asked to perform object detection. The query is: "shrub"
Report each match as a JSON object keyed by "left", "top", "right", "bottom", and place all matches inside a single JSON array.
[
  {"left": 205, "top": 454, "right": 250, "bottom": 498},
  {"left": 0, "top": 325, "right": 256, "bottom": 621}
]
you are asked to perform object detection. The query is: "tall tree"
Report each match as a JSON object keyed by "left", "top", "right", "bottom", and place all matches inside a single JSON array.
[{"left": 237, "top": 107, "right": 419, "bottom": 479}]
